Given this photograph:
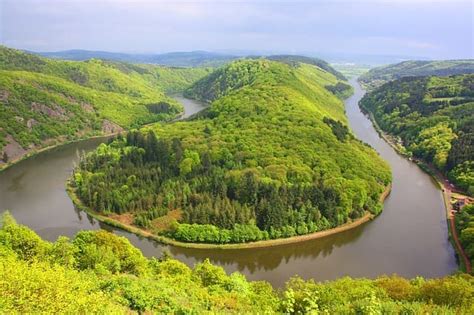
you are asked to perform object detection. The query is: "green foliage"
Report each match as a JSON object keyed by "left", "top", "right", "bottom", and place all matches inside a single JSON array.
[
  {"left": 73, "top": 59, "right": 391, "bottom": 244},
  {"left": 0, "top": 212, "right": 51, "bottom": 261},
  {"left": 0, "top": 213, "right": 473, "bottom": 313},
  {"left": 359, "top": 59, "right": 474, "bottom": 90},
  {"left": 73, "top": 230, "right": 148, "bottom": 276},
  {"left": 360, "top": 75, "right": 474, "bottom": 193},
  {"left": 0, "top": 45, "right": 208, "bottom": 157},
  {"left": 0, "top": 254, "right": 125, "bottom": 313},
  {"left": 325, "top": 81, "right": 354, "bottom": 99},
  {"left": 267, "top": 54, "right": 347, "bottom": 80},
  {"left": 282, "top": 274, "right": 474, "bottom": 314},
  {"left": 323, "top": 116, "right": 350, "bottom": 142},
  {"left": 456, "top": 204, "right": 474, "bottom": 266}
]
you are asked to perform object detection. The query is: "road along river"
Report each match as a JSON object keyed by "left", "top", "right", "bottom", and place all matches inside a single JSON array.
[{"left": 0, "top": 83, "right": 457, "bottom": 287}]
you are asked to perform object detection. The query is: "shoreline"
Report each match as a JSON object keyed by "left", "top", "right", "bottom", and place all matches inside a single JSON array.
[
  {"left": 66, "top": 182, "right": 391, "bottom": 250},
  {"left": 63, "top": 88, "right": 393, "bottom": 250},
  {"left": 359, "top": 101, "right": 471, "bottom": 273},
  {"left": 0, "top": 108, "right": 187, "bottom": 173},
  {"left": 0, "top": 133, "right": 117, "bottom": 173}
]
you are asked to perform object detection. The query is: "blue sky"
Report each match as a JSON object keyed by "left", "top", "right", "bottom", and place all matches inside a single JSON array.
[{"left": 1, "top": 0, "right": 472, "bottom": 59}]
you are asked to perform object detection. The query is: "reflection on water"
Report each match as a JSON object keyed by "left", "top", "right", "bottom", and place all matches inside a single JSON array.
[
  {"left": 7, "top": 170, "right": 27, "bottom": 191},
  {"left": 170, "top": 223, "right": 366, "bottom": 273},
  {"left": 0, "top": 87, "right": 457, "bottom": 287}
]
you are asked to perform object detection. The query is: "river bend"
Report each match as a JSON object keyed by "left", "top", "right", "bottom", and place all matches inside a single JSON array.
[{"left": 0, "top": 83, "right": 457, "bottom": 287}]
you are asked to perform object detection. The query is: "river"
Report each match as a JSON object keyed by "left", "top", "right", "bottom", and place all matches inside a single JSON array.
[{"left": 0, "top": 83, "right": 457, "bottom": 287}]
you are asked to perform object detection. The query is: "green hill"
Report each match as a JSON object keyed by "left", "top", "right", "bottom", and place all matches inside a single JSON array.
[
  {"left": 360, "top": 74, "right": 474, "bottom": 194},
  {"left": 457, "top": 204, "right": 474, "bottom": 269},
  {"left": 185, "top": 55, "right": 352, "bottom": 101},
  {"left": 71, "top": 58, "right": 391, "bottom": 244},
  {"left": 0, "top": 46, "right": 209, "bottom": 166},
  {"left": 266, "top": 55, "right": 347, "bottom": 81},
  {"left": 0, "top": 213, "right": 473, "bottom": 313},
  {"left": 359, "top": 60, "right": 474, "bottom": 90}
]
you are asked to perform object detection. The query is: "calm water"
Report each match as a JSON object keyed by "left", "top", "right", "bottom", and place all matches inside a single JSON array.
[{"left": 0, "top": 83, "right": 457, "bottom": 287}]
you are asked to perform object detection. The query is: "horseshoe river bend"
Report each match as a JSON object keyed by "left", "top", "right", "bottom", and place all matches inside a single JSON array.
[{"left": 0, "top": 80, "right": 457, "bottom": 287}]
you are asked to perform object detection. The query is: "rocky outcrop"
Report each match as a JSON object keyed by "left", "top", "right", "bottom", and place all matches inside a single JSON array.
[
  {"left": 0, "top": 90, "right": 9, "bottom": 102},
  {"left": 14, "top": 116, "right": 24, "bottom": 123},
  {"left": 26, "top": 119, "right": 38, "bottom": 129},
  {"left": 101, "top": 119, "right": 124, "bottom": 134},
  {"left": 80, "top": 102, "right": 95, "bottom": 113},
  {"left": 0, "top": 135, "right": 26, "bottom": 164},
  {"left": 31, "top": 102, "right": 69, "bottom": 121}
]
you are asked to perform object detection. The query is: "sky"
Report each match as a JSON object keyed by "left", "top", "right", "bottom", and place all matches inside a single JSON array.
[{"left": 0, "top": 0, "right": 473, "bottom": 59}]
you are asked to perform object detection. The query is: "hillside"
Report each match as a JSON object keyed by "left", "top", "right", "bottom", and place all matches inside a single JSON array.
[
  {"left": 1, "top": 213, "right": 473, "bottom": 313},
  {"left": 35, "top": 48, "right": 353, "bottom": 81},
  {"left": 71, "top": 59, "right": 391, "bottom": 245},
  {"left": 359, "top": 60, "right": 474, "bottom": 90},
  {"left": 360, "top": 74, "right": 474, "bottom": 194},
  {"left": 457, "top": 204, "right": 474, "bottom": 268},
  {"left": 185, "top": 57, "right": 352, "bottom": 102},
  {"left": 0, "top": 46, "right": 209, "bottom": 166},
  {"left": 266, "top": 55, "right": 347, "bottom": 81}
]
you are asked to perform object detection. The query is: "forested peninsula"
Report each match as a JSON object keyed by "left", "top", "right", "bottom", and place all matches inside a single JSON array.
[{"left": 70, "top": 58, "right": 391, "bottom": 246}]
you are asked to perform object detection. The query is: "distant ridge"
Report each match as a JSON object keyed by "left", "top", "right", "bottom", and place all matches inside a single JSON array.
[
  {"left": 359, "top": 59, "right": 474, "bottom": 90},
  {"left": 32, "top": 49, "right": 349, "bottom": 74},
  {"left": 33, "top": 49, "right": 238, "bottom": 67}
]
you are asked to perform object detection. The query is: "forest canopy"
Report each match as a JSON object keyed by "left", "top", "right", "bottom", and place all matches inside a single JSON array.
[
  {"left": 0, "top": 46, "right": 210, "bottom": 163},
  {"left": 0, "top": 213, "right": 472, "bottom": 314},
  {"left": 360, "top": 74, "right": 474, "bottom": 195},
  {"left": 71, "top": 58, "right": 391, "bottom": 244},
  {"left": 359, "top": 60, "right": 474, "bottom": 91}
]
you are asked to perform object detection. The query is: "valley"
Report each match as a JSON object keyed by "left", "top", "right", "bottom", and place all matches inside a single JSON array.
[
  {"left": 0, "top": 46, "right": 210, "bottom": 168},
  {"left": 0, "top": 76, "right": 457, "bottom": 286},
  {"left": 2, "top": 0, "right": 473, "bottom": 312}
]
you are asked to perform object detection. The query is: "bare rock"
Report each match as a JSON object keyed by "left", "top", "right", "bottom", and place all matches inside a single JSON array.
[
  {"left": 80, "top": 102, "right": 95, "bottom": 113},
  {"left": 0, "top": 90, "right": 9, "bottom": 102},
  {"left": 1, "top": 135, "right": 26, "bottom": 164},
  {"left": 26, "top": 118, "right": 38, "bottom": 129},
  {"left": 102, "top": 119, "right": 124, "bottom": 134},
  {"left": 31, "top": 102, "right": 69, "bottom": 121}
]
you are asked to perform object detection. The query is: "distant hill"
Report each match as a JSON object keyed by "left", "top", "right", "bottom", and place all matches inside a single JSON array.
[
  {"left": 35, "top": 49, "right": 363, "bottom": 75},
  {"left": 359, "top": 60, "right": 474, "bottom": 90},
  {"left": 0, "top": 46, "right": 209, "bottom": 166},
  {"left": 35, "top": 49, "right": 237, "bottom": 67},
  {"left": 186, "top": 55, "right": 352, "bottom": 101},
  {"left": 266, "top": 55, "right": 346, "bottom": 81}
]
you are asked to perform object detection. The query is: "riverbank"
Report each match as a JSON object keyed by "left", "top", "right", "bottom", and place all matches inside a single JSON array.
[
  {"left": 67, "top": 181, "right": 392, "bottom": 249},
  {"left": 2, "top": 78, "right": 456, "bottom": 285},
  {"left": 360, "top": 103, "right": 471, "bottom": 274},
  {"left": 0, "top": 133, "right": 117, "bottom": 173},
  {"left": 0, "top": 106, "right": 189, "bottom": 174}
]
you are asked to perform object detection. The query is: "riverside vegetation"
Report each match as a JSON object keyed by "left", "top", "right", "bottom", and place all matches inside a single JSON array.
[
  {"left": 456, "top": 203, "right": 474, "bottom": 269},
  {"left": 0, "top": 46, "right": 210, "bottom": 165},
  {"left": 70, "top": 58, "right": 391, "bottom": 245},
  {"left": 0, "top": 213, "right": 473, "bottom": 313},
  {"left": 360, "top": 75, "right": 474, "bottom": 195}
]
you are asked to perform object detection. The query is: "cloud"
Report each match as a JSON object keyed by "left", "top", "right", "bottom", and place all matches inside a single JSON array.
[{"left": 1, "top": 0, "right": 472, "bottom": 58}]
